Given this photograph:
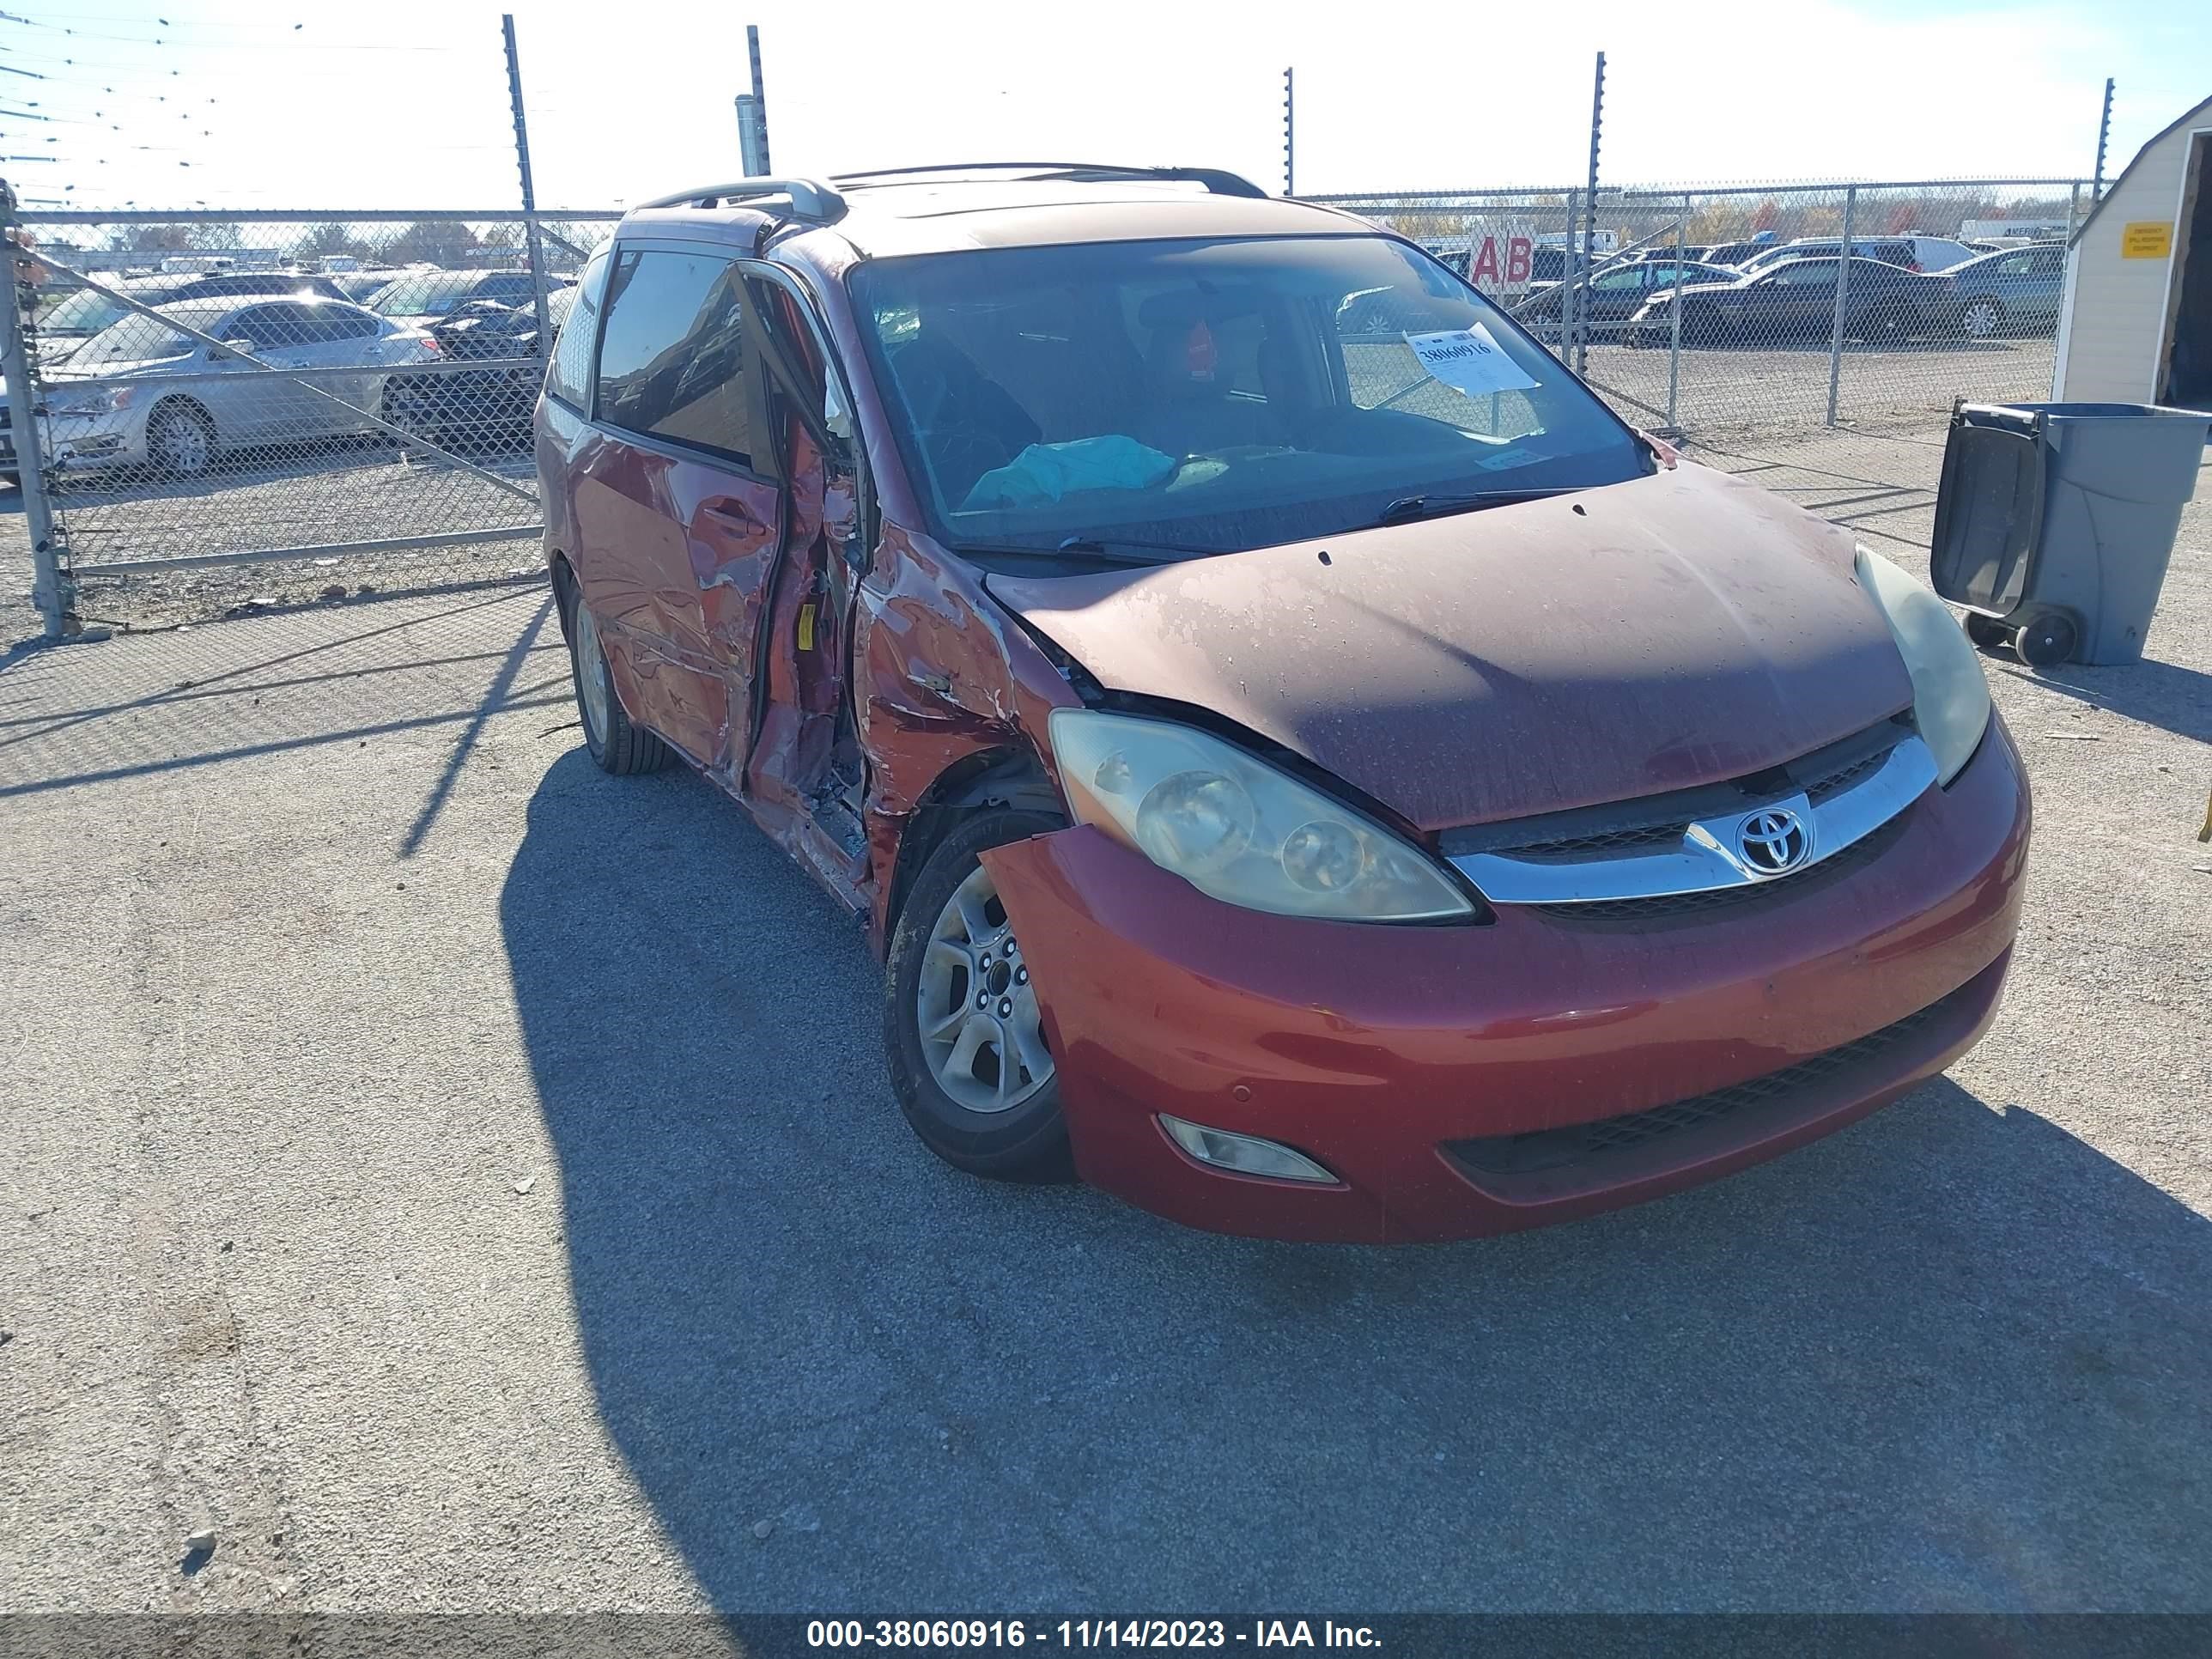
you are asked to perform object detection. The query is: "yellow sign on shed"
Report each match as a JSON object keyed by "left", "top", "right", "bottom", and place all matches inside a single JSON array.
[{"left": 2120, "top": 222, "right": 2174, "bottom": 259}]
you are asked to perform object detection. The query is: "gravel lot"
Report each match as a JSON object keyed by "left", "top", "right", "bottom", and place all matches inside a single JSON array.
[{"left": 1, "top": 423, "right": 2207, "bottom": 1626}]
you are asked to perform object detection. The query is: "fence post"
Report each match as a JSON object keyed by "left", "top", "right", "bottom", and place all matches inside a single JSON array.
[
  {"left": 1825, "top": 183, "right": 1857, "bottom": 428},
  {"left": 501, "top": 15, "right": 554, "bottom": 356},
  {"left": 0, "top": 185, "right": 69, "bottom": 641},
  {"left": 1282, "top": 67, "right": 1295, "bottom": 197},
  {"left": 2063, "top": 179, "right": 2081, "bottom": 242},
  {"left": 1559, "top": 188, "right": 1577, "bottom": 368},
  {"left": 1577, "top": 52, "right": 1606, "bottom": 374},
  {"left": 1667, "top": 195, "right": 1686, "bottom": 431}
]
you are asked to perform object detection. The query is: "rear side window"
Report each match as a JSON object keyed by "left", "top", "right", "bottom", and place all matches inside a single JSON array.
[
  {"left": 593, "top": 248, "right": 752, "bottom": 464},
  {"left": 545, "top": 248, "right": 608, "bottom": 409}
]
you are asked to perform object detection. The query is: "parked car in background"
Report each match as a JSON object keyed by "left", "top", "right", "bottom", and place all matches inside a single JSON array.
[
  {"left": 1737, "top": 235, "right": 1977, "bottom": 275},
  {"left": 536, "top": 163, "right": 2026, "bottom": 1242},
  {"left": 329, "top": 268, "right": 410, "bottom": 304},
  {"left": 1942, "top": 243, "right": 2068, "bottom": 337},
  {"left": 1516, "top": 258, "right": 1747, "bottom": 336},
  {"left": 382, "top": 288, "right": 576, "bottom": 450},
  {"left": 368, "top": 268, "right": 567, "bottom": 325},
  {"left": 33, "top": 270, "right": 350, "bottom": 359},
  {"left": 1700, "top": 238, "right": 1779, "bottom": 269},
  {"left": 37, "top": 295, "right": 437, "bottom": 477},
  {"left": 1625, "top": 256, "right": 1957, "bottom": 347}
]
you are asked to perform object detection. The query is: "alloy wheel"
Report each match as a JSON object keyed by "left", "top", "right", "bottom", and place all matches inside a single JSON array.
[
  {"left": 915, "top": 864, "right": 1053, "bottom": 1114},
  {"left": 573, "top": 602, "right": 611, "bottom": 745},
  {"left": 153, "top": 408, "right": 210, "bottom": 475},
  {"left": 1962, "top": 300, "right": 2002, "bottom": 338}
]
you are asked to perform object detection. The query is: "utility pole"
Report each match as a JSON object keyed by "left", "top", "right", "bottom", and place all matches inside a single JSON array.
[
  {"left": 501, "top": 14, "right": 553, "bottom": 355},
  {"left": 746, "top": 25, "right": 772, "bottom": 176},
  {"left": 1282, "top": 67, "right": 1295, "bottom": 197},
  {"left": 2092, "top": 77, "right": 2114, "bottom": 200}
]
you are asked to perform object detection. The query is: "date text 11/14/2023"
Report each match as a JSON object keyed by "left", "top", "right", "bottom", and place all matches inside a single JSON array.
[{"left": 805, "top": 1620, "right": 1382, "bottom": 1649}]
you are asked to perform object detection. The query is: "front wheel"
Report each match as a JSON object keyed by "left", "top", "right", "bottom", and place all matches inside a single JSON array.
[
  {"left": 1960, "top": 298, "right": 2004, "bottom": 339},
  {"left": 884, "top": 810, "right": 1072, "bottom": 1179},
  {"left": 146, "top": 398, "right": 215, "bottom": 478}
]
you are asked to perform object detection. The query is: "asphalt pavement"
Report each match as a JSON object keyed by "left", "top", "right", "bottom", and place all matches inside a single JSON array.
[{"left": 0, "top": 428, "right": 2207, "bottom": 1621}]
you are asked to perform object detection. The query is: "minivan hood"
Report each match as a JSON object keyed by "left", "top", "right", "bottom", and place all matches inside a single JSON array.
[{"left": 986, "top": 465, "right": 1912, "bottom": 831}]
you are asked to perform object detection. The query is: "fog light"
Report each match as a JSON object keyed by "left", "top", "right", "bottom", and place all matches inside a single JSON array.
[{"left": 1160, "top": 1115, "right": 1338, "bottom": 1184}]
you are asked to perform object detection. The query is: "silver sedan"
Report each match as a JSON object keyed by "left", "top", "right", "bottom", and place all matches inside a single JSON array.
[{"left": 34, "top": 295, "right": 439, "bottom": 477}]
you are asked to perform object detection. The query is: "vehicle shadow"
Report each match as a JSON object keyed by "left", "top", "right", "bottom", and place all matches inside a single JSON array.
[{"left": 502, "top": 752, "right": 2212, "bottom": 1614}]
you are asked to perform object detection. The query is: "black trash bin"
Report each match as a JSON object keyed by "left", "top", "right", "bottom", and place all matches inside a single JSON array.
[{"left": 1929, "top": 400, "right": 2209, "bottom": 666}]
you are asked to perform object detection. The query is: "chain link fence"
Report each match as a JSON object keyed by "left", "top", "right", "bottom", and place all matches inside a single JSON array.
[
  {"left": 4, "top": 207, "right": 616, "bottom": 635},
  {"left": 1310, "top": 178, "right": 2089, "bottom": 439},
  {"left": 2, "top": 179, "right": 2094, "bottom": 640}
]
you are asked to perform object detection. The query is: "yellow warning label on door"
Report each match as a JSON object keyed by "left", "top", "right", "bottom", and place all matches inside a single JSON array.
[
  {"left": 2120, "top": 222, "right": 2173, "bottom": 259},
  {"left": 797, "top": 602, "right": 816, "bottom": 652}
]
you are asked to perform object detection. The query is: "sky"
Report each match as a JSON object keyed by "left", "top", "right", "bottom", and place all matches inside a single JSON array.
[{"left": 3, "top": 0, "right": 2207, "bottom": 214}]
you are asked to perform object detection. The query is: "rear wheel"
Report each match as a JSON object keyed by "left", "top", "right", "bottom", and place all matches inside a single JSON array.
[
  {"left": 2014, "top": 610, "right": 2079, "bottom": 668},
  {"left": 562, "top": 582, "right": 672, "bottom": 775},
  {"left": 884, "top": 809, "right": 1071, "bottom": 1179},
  {"left": 1960, "top": 297, "right": 2005, "bottom": 339}
]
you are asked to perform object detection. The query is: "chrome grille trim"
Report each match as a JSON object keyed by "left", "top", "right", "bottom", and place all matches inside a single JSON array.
[{"left": 1449, "top": 735, "right": 1937, "bottom": 905}]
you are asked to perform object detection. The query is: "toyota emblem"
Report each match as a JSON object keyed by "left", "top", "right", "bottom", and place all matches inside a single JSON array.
[{"left": 1736, "top": 808, "right": 1810, "bottom": 874}]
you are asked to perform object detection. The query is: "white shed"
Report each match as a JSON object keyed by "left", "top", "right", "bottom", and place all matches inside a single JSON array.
[{"left": 2054, "top": 94, "right": 2212, "bottom": 411}]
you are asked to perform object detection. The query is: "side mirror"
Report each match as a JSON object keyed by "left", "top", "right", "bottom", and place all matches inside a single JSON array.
[{"left": 209, "top": 337, "right": 252, "bottom": 360}]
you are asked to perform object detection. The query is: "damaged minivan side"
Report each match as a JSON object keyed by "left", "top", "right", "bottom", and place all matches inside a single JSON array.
[{"left": 537, "top": 165, "right": 2028, "bottom": 1243}]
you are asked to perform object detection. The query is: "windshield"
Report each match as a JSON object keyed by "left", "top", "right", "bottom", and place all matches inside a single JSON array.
[
  {"left": 848, "top": 235, "right": 1645, "bottom": 560},
  {"left": 71, "top": 314, "right": 203, "bottom": 366},
  {"left": 39, "top": 287, "right": 160, "bottom": 336},
  {"left": 371, "top": 272, "right": 481, "bottom": 316}
]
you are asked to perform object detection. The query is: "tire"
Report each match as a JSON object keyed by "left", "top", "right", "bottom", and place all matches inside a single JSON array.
[
  {"left": 2014, "top": 610, "right": 2079, "bottom": 668},
  {"left": 1960, "top": 297, "right": 2004, "bottom": 339},
  {"left": 1964, "top": 613, "right": 2012, "bottom": 653},
  {"left": 146, "top": 398, "right": 216, "bottom": 478},
  {"left": 884, "top": 808, "right": 1073, "bottom": 1180},
  {"left": 562, "top": 581, "right": 672, "bottom": 775},
  {"left": 380, "top": 380, "right": 441, "bottom": 453}
]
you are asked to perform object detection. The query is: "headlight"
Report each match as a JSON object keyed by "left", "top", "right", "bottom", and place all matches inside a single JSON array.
[
  {"left": 1855, "top": 544, "right": 1991, "bottom": 786},
  {"left": 1048, "top": 708, "right": 1475, "bottom": 922},
  {"left": 52, "top": 386, "right": 132, "bottom": 416}
]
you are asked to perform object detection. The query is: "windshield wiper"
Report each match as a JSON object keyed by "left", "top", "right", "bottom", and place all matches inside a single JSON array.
[
  {"left": 1374, "top": 487, "right": 1585, "bottom": 526},
  {"left": 950, "top": 538, "right": 1212, "bottom": 568}
]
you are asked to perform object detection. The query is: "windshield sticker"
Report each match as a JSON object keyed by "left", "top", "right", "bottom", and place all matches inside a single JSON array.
[
  {"left": 1403, "top": 325, "right": 1539, "bottom": 398},
  {"left": 1471, "top": 445, "right": 1539, "bottom": 470}
]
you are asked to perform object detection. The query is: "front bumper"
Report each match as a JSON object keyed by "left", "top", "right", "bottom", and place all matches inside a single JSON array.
[{"left": 981, "top": 717, "right": 2030, "bottom": 1243}]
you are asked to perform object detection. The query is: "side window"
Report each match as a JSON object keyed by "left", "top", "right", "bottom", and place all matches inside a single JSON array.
[
  {"left": 545, "top": 248, "right": 608, "bottom": 410},
  {"left": 594, "top": 248, "right": 751, "bottom": 464},
  {"left": 483, "top": 274, "right": 535, "bottom": 303},
  {"left": 1769, "top": 261, "right": 1836, "bottom": 288},
  {"left": 2030, "top": 248, "right": 2064, "bottom": 273},
  {"left": 319, "top": 308, "right": 380, "bottom": 342},
  {"left": 254, "top": 303, "right": 320, "bottom": 346},
  {"left": 227, "top": 306, "right": 290, "bottom": 349},
  {"left": 1995, "top": 252, "right": 2036, "bottom": 275},
  {"left": 1590, "top": 266, "right": 1647, "bottom": 292}
]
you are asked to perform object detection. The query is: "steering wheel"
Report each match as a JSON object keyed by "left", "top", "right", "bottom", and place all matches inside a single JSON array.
[{"left": 924, "top": 420, "right": 1023, "bottom": 503}]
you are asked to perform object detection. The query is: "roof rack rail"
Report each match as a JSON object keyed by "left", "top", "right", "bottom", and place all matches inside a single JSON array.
[
  {"left": 830, "top": 161, "right": 1270, "bottom": 200},
  {"left": 630, "top": 177, "right": 847, "bottom": 223}
]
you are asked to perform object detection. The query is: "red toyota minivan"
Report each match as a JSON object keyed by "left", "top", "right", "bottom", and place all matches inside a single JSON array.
[{"left": 534, "top": 164, "right": 2029, "bottom": 1243}]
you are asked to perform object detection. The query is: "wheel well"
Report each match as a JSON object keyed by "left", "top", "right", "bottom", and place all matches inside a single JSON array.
[
  {"left": 547, "top": 552, "right": 578, "bottom": 637},
  {"left": 886, "top": 745, "right": 1064, "bottom": 932}
]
